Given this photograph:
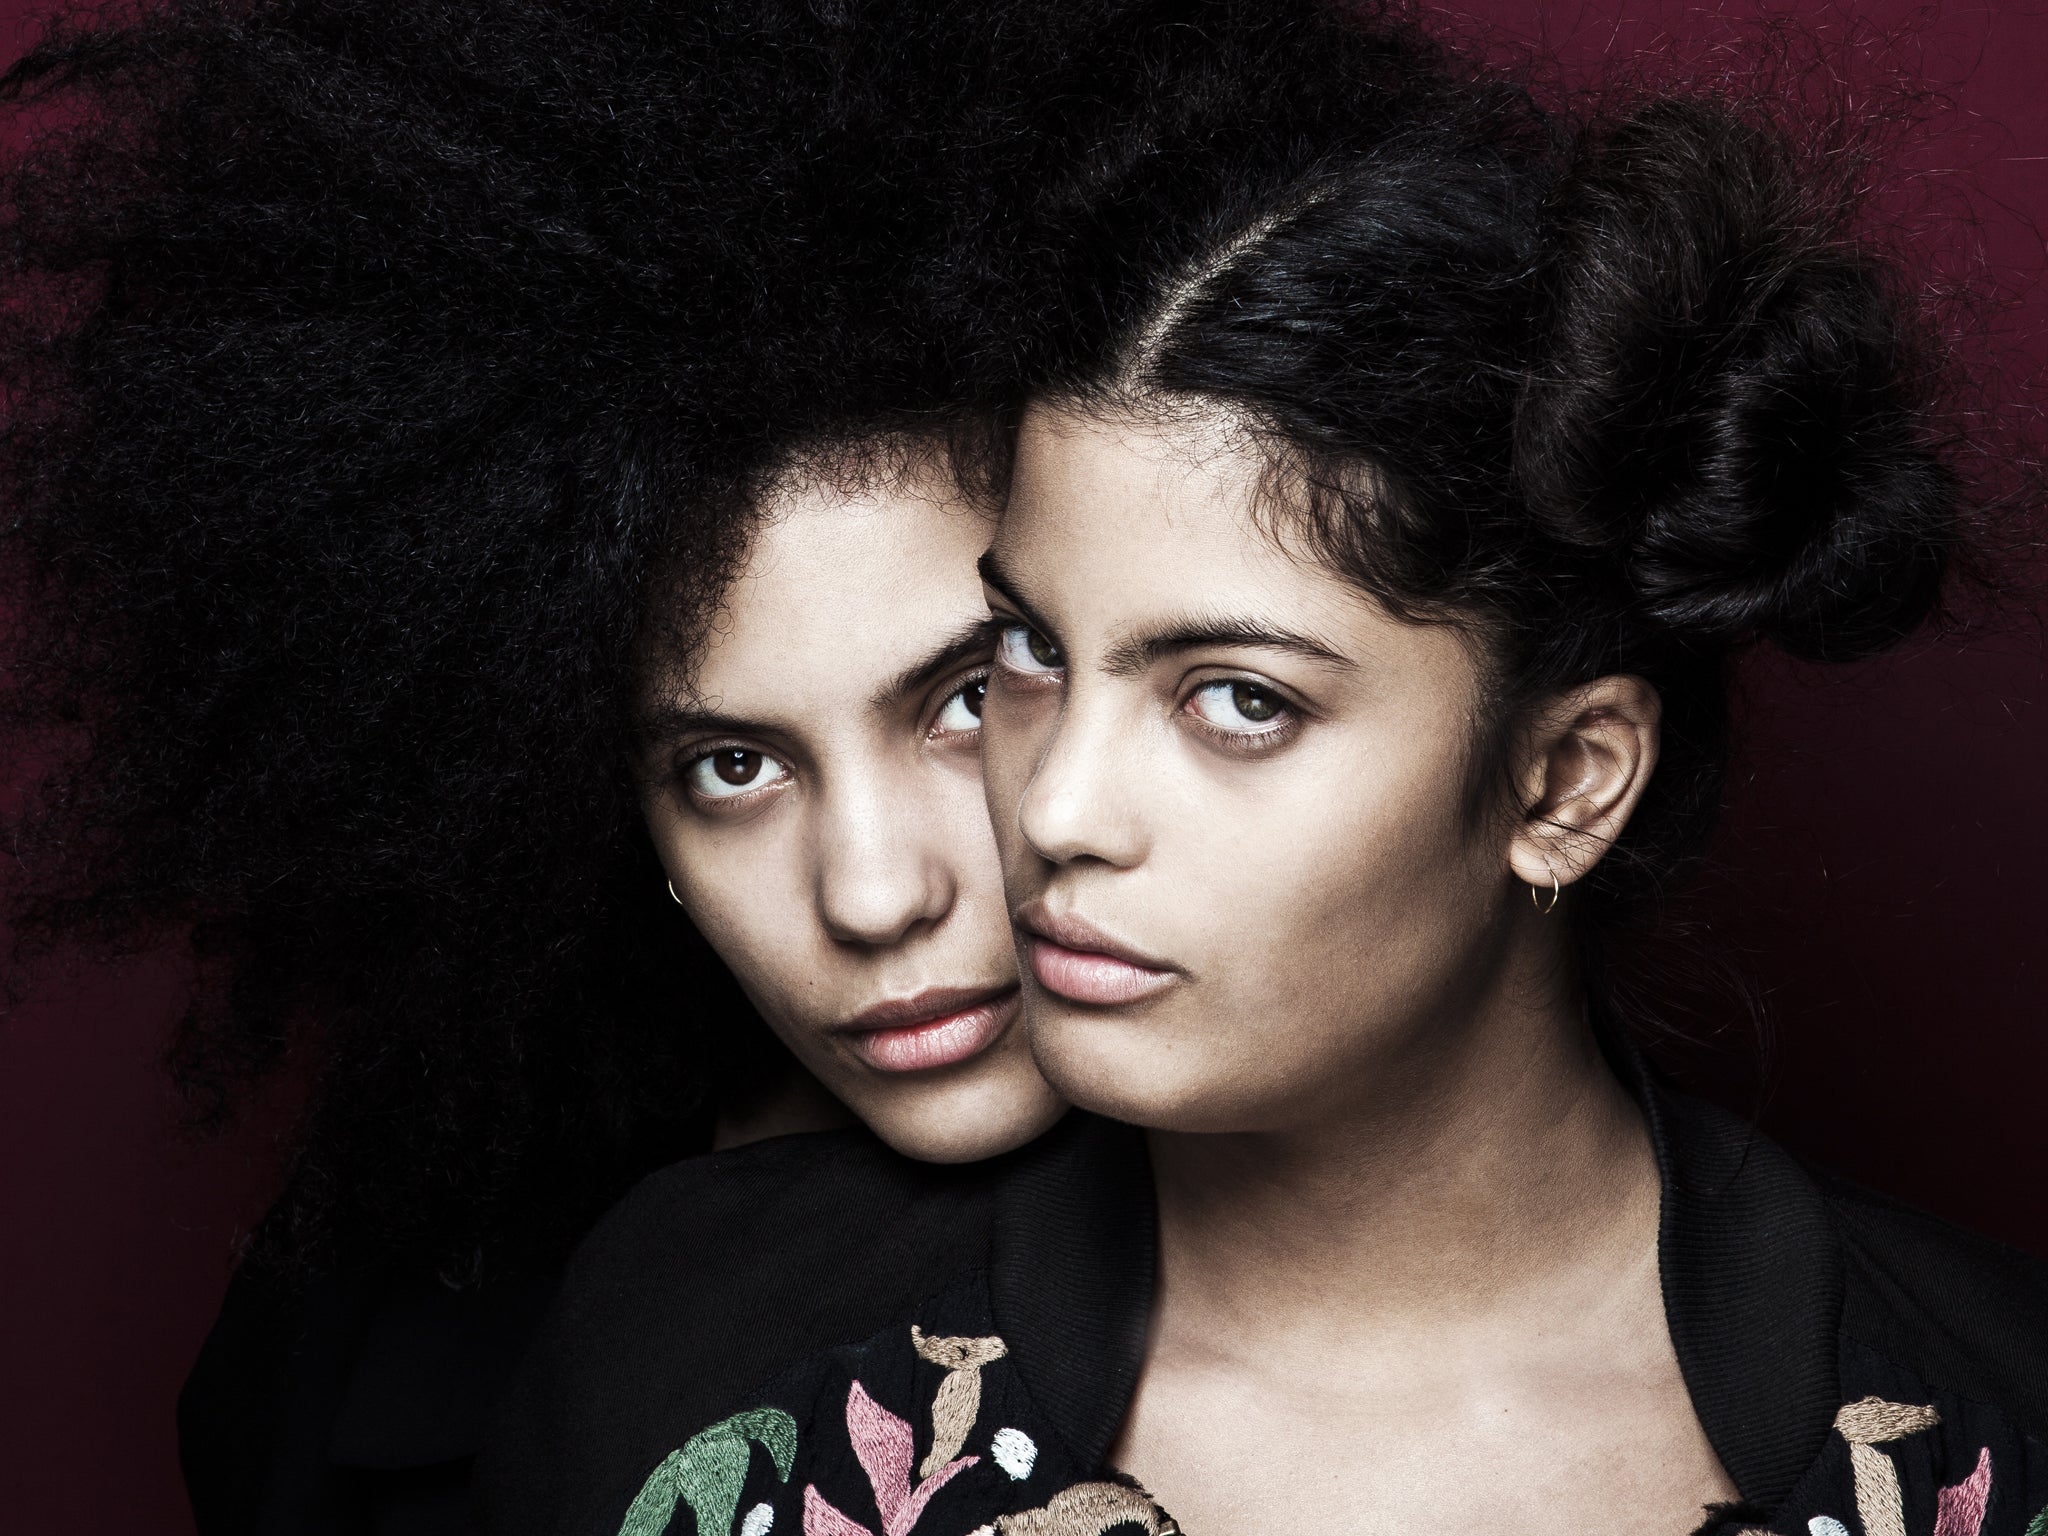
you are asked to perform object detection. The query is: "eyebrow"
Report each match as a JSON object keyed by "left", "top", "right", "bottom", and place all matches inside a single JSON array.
[
  {"left": 634, "top": 703, "right": 770, "bottom": 752},
  {"left": 1102, "top": 614, "right": 1354, "bottom": 676},
  {"left": 865, "top": 614, "right": 1004, "bottom": 714},
  {"left": 979, "top": 549, "right": 1351, "bottom": 676},
  {"left": 634, "top": 614, "right": 1002, "bottom": 752},
  {"left": 976, "top": 549, "right": 1058, "bottom": 639}
]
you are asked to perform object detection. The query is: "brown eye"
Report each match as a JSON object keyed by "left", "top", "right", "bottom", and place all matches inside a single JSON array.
[
  {"left": 685, "top": 746, "right": 790, "bottom": 802},
  {"left": 1231, "top": 683, "right": 1278, "bottom": 722},
  {"left": 713, "top": 750, "right": 761, "bottom": 785},
  {"left": 933, "top": 675, "right": 987, "bottom": 734},
  {"left": 997, "top": 624, "right": 1063, "bottom": 676},
  {"left": 1186, "top": 679, "right": 1292, "bottom": 736}
]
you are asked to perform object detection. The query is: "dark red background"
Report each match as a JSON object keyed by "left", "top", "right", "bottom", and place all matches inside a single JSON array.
[{"left": 2, "top": 2, "right": 2044, "bottom": 1532}]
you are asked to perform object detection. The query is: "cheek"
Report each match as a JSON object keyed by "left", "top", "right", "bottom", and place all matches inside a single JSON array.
[
  {"left": 1185, "top": 732, "right": 1467, "bottom": 884},
  {"left": 1174, "top": 736, "right": 1496, "bottom": 1029},
  {"left": 664, "top": 818, "right": 820, "bottom": 1018}
]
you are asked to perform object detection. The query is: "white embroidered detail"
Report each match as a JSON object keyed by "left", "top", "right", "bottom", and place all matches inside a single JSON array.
[
  {"left": 991, "top": 1428, "right": 1037, "bottom": 1481},
  {"left": 739, "top": 1501, "right": 775, "bottom": 1536},
  {"left": 1810, "top": 1519, "right": 1852, "bottom": 1536}
]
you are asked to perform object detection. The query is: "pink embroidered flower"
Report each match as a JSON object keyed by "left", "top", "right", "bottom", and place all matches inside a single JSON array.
[
  {"left": 802, "top": 1380, "right": 979, "bottom": 1536},
  {"left": 1932, "top": 1446, "right": 1991, "bottom": 1536},
  {"left": 804, "top": 1484, "right": 873, "bottom": 1536}
]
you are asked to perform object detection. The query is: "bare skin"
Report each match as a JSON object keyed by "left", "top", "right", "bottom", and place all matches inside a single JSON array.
[
  {"left": 637, "top": 445, "right": 1064, "bottom": 1162},
  {"left": 979, "top": 402, "right": 1736, "bottom": 1535}
]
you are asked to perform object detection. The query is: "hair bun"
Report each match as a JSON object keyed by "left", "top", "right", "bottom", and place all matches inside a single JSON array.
[{"left": 1515, "top": 100, "right": 1956, "bottom": 661}]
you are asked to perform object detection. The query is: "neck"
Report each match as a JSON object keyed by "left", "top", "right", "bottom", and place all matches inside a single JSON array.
[{"left": 1144, "top": 981, "right": 1658, "bottom": 1342}]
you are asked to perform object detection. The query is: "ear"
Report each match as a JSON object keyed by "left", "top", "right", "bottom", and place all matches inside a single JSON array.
[{"left": 1505, "top": 675, "right": 1662, "bottom": 900}]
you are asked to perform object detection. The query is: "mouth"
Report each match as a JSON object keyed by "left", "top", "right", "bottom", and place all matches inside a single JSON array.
[
  {"left": 1016, "top": 902, "right": 1180, "bottom": 1008},
  {"left": 834, "top": 984, "right": 1021, "bottom": 1074}
]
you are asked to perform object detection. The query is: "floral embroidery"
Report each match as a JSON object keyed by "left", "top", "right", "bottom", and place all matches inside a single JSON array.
[
  {"left": 991, "top": 1429, "right": 1037, "bottom": 1481},
  {"left": 634, "top": 1316, "right": 1184, "bottom": 1536},
  {"left": 1802, "top": 1397, "right": 2009, "bottom": 1536},
  {"left": 803, "top": 1484, "right": 875, "bottom": 1536},
  {"left": 1837, "top": 1396, "right": 1944, "bottom": 1536},
  {"left": 910, "top": 1327, "right": 1009, "bottom": 1478},
  {"left": 621, "top": 1345, "right": 2033, "bottom": 1536},
  {"left": 803, "top": 1378, "right": 979, "bottom": 1536},
  {"left": 1933, "top": 1447, "right": 1993, "bottom": 1536},
  {"left": 1839, "top": 1398, "right": 1944, "bottom": 1445},
  {"left": 962, "top": 1481, "right": 1174, "bottom": 1536},
  {"left": 619, "top": 1409, "right": 799, "bottom": 1536}
]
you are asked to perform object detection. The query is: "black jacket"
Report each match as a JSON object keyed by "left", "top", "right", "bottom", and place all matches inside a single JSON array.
[{"left": 473, "top": 1080, "right": 2048, "bottom": 1536}]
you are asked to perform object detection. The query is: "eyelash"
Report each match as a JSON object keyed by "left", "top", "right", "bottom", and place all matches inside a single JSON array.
[
  {"left": 674, "top": 668, "right": 991, "bottom": 809},
  {"left": 927, "top": 668, "right": 992, "bottom": 740},
  {"left": 990, "top": 612, "right": 1305, "bottom": 753},
  {"left": 993, "top": 621, "right": 1064, "bottom": 679},
  {"left": 1179, "top": 677, "right": 1304, "bottom": 752},
  {"left": 676, "top": 740, "right": 793, "bottom": 810}
]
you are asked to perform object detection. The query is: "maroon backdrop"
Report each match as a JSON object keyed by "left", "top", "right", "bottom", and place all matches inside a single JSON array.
[{"left": 1, "top": 3, "right": 2043, "bottom": 1533}]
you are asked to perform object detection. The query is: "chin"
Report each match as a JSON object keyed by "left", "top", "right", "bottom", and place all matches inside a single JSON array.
[
  {"left": 860, "top": 1073, "right": 1068, "bottom": 1164},
  {"left": 1028, "top": 1006, "right": 1258, "bottom": 1134}
]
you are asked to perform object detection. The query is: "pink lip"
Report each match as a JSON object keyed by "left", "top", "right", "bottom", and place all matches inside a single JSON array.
[
  {"left": 1017, "top": 903, "right": 1180, "bottom": 1008},
  {"left": 836, "top": 985, "right": 1020, "bottom": 1073}
]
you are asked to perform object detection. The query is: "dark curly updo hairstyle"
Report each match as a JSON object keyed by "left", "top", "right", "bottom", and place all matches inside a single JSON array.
[
  {"left": 0, "top": 0, "right": 1462, "bottom": 1276},
  {"left": 1029, "top": 68, "right": 1967, "bottom": 1024}
]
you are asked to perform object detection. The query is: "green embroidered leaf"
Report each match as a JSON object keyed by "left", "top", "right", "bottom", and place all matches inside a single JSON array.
[
  {"left": 2023, "top": 1509, "right": 2048, "bottom": 1536},
  {"left": 616, "top": 1409, "right": 800, "bottom": 1536},
  {"left": 617, "top": 1451, "right": 692, "bottom": 1536},
  {"left": 722, "top": 1408, "right": 798, "bottom": 1482}
]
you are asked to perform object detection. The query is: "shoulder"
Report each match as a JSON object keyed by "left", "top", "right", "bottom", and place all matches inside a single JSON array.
[
  {"left": 1815, "top": 1170, "right": 2048, "bottom": 1437},
  {"left": 564, "top": 1123, "right": 993, "bottom": 1293},
  {"left": 541, "top": 1125, "right": 999, "bottom": 1379},
  {"left": 476, "top": 1128, "right": 1001, "bottom": 1536}
]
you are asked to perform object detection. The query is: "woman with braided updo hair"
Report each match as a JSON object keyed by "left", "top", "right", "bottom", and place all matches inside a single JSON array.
[{"left": 480, "top": 11, "right": 2048, "bottom": 1536}]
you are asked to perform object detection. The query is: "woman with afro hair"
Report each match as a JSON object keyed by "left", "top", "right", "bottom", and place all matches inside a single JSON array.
[
  {"left": 0, "top": 0, "right": 1462, "bottom": 1529},
  {"left": 475, "top": 6, "right": 2048, "bottom": 1536}
]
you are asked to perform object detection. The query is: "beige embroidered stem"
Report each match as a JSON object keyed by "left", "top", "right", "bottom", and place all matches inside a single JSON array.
[
  {"left": 1829, "top": 1396, "right": 1939, "bottom": 1536},
  {"left": 1850, "top": 1441, "right": 1910, "bottom": 1536},
  {"left": 1836, "top": 1396, "right": 1942, "bottom": 1446},
  {"left": 910, "top": 1327, "right": 1009, "bottom": 1478}
]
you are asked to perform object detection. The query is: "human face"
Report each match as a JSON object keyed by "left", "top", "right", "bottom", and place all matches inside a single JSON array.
[
  {"left": 638, "top": 456, "right": 1064, "bottom": 1162},
  {"left": 979, "top": 404, "right": 1530, "bottom": 1135}
]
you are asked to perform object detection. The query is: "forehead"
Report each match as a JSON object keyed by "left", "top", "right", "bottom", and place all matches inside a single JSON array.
[
  {"left": 677, "top": 459, "right": 995, "bottom": 710},
  {"left": 1000, "top": 402, "right": 1368, "bottom": 637}
]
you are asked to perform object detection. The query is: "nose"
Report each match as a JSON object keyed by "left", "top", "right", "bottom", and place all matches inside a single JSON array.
[
  {"left": 813, "top": 769, "right": 957, "bottom": 948},
  {"left": 1014, "top": 692, "right": 1148, "bottom": 869}
]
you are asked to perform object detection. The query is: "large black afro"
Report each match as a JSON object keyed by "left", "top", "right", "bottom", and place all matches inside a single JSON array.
[{"left": 0, "top": 0, "right": 1454, "bottom": 1275}]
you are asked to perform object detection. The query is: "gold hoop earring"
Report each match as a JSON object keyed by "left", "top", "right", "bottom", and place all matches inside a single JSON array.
[
  {"left": 666, "top": 879, "right": 684, "bottom": 907},
  {"left": 1531, "top": 868, "right": 1561, "bottom": 915}
]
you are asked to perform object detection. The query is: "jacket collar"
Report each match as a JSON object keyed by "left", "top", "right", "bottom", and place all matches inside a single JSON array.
[
  {"left": 988, "top": 1110, "right": 1156, "bottom": 1471},
  {"left": 988, "top": 1075, "right": 1844, "bottom": 1509},
  {"left": 1640, "top": 1076, "right": 1843, "bottom": 1506}
]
